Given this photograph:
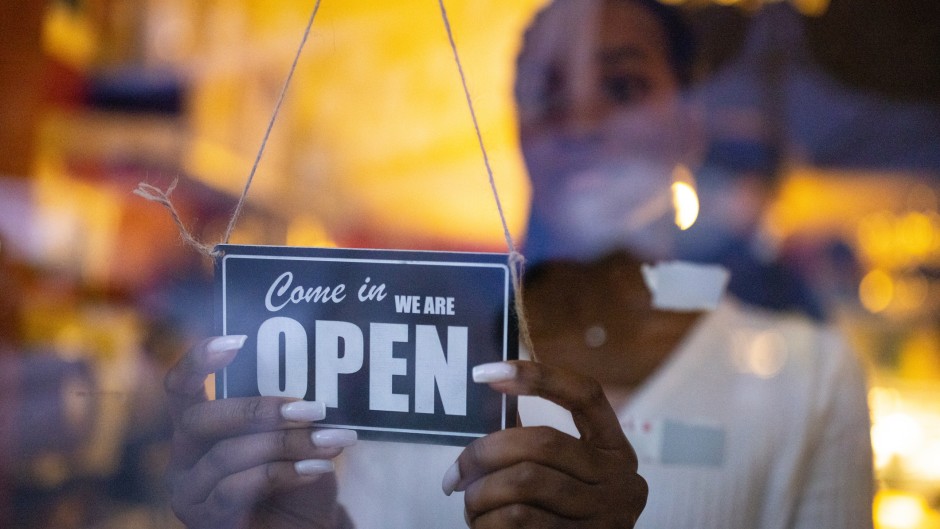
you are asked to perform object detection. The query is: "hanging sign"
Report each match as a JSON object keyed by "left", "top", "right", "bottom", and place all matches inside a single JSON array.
[{"left": 214, "top": 244, "right": 518, "bottom": 446}]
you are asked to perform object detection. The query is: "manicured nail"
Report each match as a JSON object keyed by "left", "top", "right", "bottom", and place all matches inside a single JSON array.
[
  {"left": 206, "top": 335, "right": 247, "bottom": 357},
  {"left": 472, "top": 362, "right": 517, "bottom": 383},
  {"left": 281, "top": 401, "right": 327, "bottom": 422},
  {"left": 312, "top": 429, "right": 358, "bottom": 448},
  {"left": 294, "top": 459, "right": 334, "bottom": 476},
  {"left": 442, "top": 461, "right": 461, "bottom": 496}
]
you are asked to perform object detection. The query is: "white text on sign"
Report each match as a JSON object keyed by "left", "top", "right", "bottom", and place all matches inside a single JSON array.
[
  {"left": 394, "top": 295, "right": 456, "bottom": 315},
  {"left": 218, "top": 246, "right": 516, "bottom": 445},
  {"left": 256, "top": 317, "right": 468, "bottom": 416}
]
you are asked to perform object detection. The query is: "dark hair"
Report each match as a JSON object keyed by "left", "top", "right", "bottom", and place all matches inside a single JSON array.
[{"left": 625, "top": 0, "right": 696, "bottom": 86}]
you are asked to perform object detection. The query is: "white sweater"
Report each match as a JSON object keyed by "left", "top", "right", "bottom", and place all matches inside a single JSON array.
[{"left": 336, "top": 299, "right": 874, "bottom": 529}]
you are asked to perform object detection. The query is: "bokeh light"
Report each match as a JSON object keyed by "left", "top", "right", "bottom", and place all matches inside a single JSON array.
[{"left": 860, "top": 269, "right": 894, "bottom": 313}]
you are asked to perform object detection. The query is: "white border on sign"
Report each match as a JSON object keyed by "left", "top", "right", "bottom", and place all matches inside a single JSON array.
[{"left": 220, "top": 253, "right": 512, "bottom": 439}]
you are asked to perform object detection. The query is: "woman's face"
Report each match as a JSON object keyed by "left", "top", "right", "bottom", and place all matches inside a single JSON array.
[
  {"left": 520, "top": 0, "right": 685, "bottom": 157},
  {"left": 521, "top": 0, "right": 697, "bottom": 262}
]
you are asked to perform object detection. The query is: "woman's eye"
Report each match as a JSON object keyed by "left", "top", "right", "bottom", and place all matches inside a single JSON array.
[{"left": 602, "top": 75, "right": 651, "bottom": 105}]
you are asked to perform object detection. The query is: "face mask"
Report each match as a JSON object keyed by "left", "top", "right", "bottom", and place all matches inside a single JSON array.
[
  {"left": 522, "top": 104, "right": 700, "bottom": 263},
  {"left": 525, "top": 153, "right": 686, "bottom": 263},
  {"left": 555, "top": 159, "right": 680, "bottom": 261}
]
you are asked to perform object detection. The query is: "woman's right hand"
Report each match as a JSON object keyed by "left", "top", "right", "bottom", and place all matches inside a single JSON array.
[{"left": 164, "top": 335, "right": 356, "bottom": 529}]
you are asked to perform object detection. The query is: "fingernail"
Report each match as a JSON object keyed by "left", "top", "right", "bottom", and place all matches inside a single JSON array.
[
  {"left": 472, "top": 362, "right": 516, "bottom": 383},
  {"left": 206, "top": 335, "right": 247, "bottom": 357},
  {"left": 294, "top": 459, "right": 334, "bottom": 476},
  {"left": 312, "top": 429, "right": 358, "bottom": 448},
  {"left": 281, "top": 401, "right": 327, "bottom": 422},
  {"left": 441, "top": 461, "right": 461, "bottom": 496}
]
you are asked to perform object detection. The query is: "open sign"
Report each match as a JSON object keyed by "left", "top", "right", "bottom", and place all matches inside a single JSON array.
[{"left": 215, "top": 245, "right": 518, "bottom": 446}]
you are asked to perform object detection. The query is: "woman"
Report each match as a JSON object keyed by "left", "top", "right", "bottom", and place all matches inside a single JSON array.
[{"left": 164, "top": 1, "right": 873, "bottom": 527}]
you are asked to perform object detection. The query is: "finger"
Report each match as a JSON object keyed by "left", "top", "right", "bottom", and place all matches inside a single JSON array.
[
  {"left": 469, "top": 503, "right": 575, "bottom": 529},
  {"left": 166, "top": 336, "right": 247, "bottom": 397},
  {"left": 472, "top": 361, "right": 630, "bottom": 451},
  {"left": 168, "top": 398, "right": 328, "bottom": 471},
  {"left": 165, "top": 335, "right": 247, "bottom": 419},
  {"left": 176, "top": 427, "right": 356, "bottom": 506},
  {"left": 443, "top": 426, "right": 595, "bottom": 495},
  {"left": 174, "top": 460, "right": 333, "bottom": 526},
  {"left": 179, "top": 398, "right": 327, "bottom": 441},
  {"left": 463, "top": 462, "right": 596, "bottom": 521}
]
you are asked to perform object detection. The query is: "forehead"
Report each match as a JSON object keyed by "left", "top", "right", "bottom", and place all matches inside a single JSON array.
[{"left": 597, "top": 0, "right": 673, "bottom": 67}]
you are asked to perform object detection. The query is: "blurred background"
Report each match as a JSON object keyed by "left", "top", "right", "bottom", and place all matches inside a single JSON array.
[{"left": 0, "top": 0, "right": 938, "bottom": 527}]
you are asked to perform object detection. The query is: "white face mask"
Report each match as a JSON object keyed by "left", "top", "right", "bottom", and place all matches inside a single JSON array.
[
  {"left": 552, "top": 158, "right": 681, "bottom": 261},
  {"left": 522, "top": 103, "right": 701, "bottom": 263}
]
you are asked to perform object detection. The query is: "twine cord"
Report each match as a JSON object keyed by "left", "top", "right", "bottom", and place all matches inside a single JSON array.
[
  {"left": 133, "top": 179, "right": 216, "bottom": 257},
  {"left": 136, "top": 0, "right": 536, "bottom": 357},
  {"left": 135, "top": 0, "right": 324, "bottom": 258},
  {"left": 437, "top": 0, "right": 534, "bottom": 357},
  {"left": 222, "top": 0, "right": 323, "bottom": 247}
]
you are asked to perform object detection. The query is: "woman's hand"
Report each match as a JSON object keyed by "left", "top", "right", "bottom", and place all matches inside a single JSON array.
[
  {"left": 443, "top": 360, "right": 647, "bottom": 528},
  {"left": 164, "top": 336, "right": 356, "bottom": 529}
]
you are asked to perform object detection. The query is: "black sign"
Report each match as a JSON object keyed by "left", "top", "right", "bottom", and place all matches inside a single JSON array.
[{"left": 214, "top": 244, "right": 518, "bottom": 446}]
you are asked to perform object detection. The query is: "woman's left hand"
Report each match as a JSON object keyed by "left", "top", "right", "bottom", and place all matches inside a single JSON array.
[{"left": 443, "top": 360, "right": 648, "bottom": 528}]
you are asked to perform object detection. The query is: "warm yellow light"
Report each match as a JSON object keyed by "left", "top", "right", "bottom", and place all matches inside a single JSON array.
[
  {"left": 875, "top": 490, "right": 928, "bottom": 529},
  {"left": 893, "top": 273, "right": 929, "bottom": 314},
  {"left": 181, "top": 0, "right": 540, "bottom": 248},
  {"left": 859, "top": 269, "right": 894, "bottom": 313},
  {"left": 857, "top": 212, "right": 896, "bottom": 263},
  {"left": 897, "top": 211, "right": 935, "bottom": 258},
  {"left": 915, "top": 440, "right": 940, "bottom": 481},
  {"left": 790, "top": 0, "right": 831, "bottom": 17},
  {"left": 671, "top": 164, "right": 699, "bottom": 231},
  {"left": 184, "top": 137, "right": 252, "bottom": 195},
  {"left": 871, "top": 412, "right": 923, "bottom": 462},
  {"left": 287, "top": 215, "right": 335, "bottom": 248},
  {"left": 42, "top": 2, "right": 98, "bottom": 69}
]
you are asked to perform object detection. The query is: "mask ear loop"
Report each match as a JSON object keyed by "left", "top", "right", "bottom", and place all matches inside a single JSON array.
[{"left": 135, "top": 0, "right": 536, "bottom": 359}]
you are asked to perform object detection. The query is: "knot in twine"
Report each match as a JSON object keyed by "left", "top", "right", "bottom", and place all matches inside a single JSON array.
[{"left": 133, "top": 179, "right": 219, "bottom": 258}]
